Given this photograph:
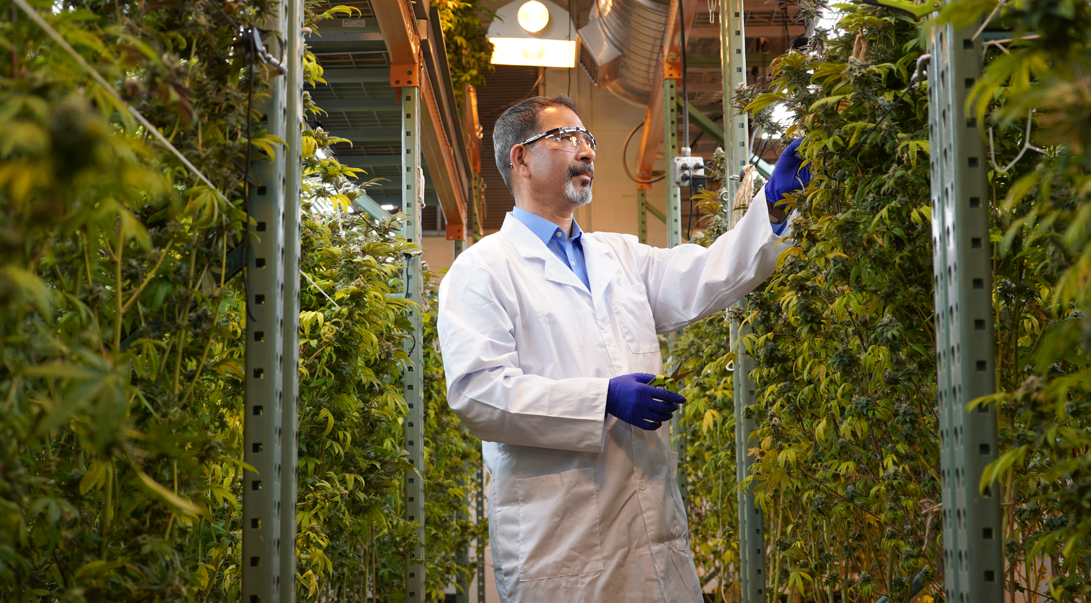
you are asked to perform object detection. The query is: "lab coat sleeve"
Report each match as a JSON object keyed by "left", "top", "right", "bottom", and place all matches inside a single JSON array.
[
  {"left": 637, "top": 185, "right": 795, "bottom": 333},
  {"left": 437, "top": 257, "right": 609, "bottom": 453}
]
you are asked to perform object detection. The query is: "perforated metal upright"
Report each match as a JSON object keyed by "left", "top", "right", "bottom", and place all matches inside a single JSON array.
[
  {"left": 719, "top": 0, "right": 750, "bottom": 201},
  {"left": 637, "top": 188, "right": 648, "bottom": 244},
  {"left": 662, "top": 77, "right": 688, "bottom": 503},
  {"left": 928, "top": 14, "right": 1004, "bottom": 603},
  {"left": 476, "top": 463, "right": 485, "bottom": 603},
  {"left": 663, "top": 79, "right": 682, "bottom": 250},
  {"left": 243, "top": 3, "right": 288, "bottom": 600},
  {"left": 401, "top": 86, "right": 427, "bottom": 603},
  {"left": 279, "top": 0, "right": 304, "bottom": 599},
  {"left": 720, "top": 1, "right": 765, "bottom": 599}
]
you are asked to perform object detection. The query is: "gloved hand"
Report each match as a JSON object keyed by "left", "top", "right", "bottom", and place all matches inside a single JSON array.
[
  {"left": 765, "top": 137, "right": 812, "bottom": 212},
  {"left": 605, "top": 373, "right": 686, "bottom": 431}
]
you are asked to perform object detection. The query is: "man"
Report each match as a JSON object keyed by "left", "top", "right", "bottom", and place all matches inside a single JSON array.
[{"left": 438, "top": 94, "right": 804, "bottom": 602}]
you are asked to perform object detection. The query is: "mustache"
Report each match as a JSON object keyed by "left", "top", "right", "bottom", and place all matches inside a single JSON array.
[{"left": 567, "top": 164, "right": 594, "bottom": 180}]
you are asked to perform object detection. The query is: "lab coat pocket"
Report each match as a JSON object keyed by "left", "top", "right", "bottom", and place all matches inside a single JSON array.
[
  {"left": 516, "top": 467, "right": 605, "bottom": 581},
  {"left": 666, "top": 451, "right": 688, "bottom": 542},
  {"left": 613, "top": 284, "right": 660, "bottom": 354}
]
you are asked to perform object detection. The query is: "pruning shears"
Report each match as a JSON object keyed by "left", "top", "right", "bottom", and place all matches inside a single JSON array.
[
  {"left": 859, "top": 0, "right": 939, "bottom": 19},
  {"left": 649, "top": 367, "right": 697, "bottom": 394}
]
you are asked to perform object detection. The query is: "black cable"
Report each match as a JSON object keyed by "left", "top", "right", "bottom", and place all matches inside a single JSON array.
[
  {"left": 679, "top": 0, "right": 692, "bottom": 237},
  {"left": 621, "top": 121, "right": 666, "bottom": 184},
  {"left": 243, "top": 29, "right": 257, "bottom": 322},
  {"left": 567, "top": 0, "right": 573, "bottom": 97},
  {"left": 679, "top": 0, "right": 689, "bottom": 151}
]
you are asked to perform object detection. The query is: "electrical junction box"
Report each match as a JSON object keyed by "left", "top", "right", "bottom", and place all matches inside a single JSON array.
[{"left": 671, "top": 156, "right": 707, "bottom": 194}]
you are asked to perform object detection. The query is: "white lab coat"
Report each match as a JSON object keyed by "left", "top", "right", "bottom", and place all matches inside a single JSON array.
[{"left": 437, "top": 188, "right": 791, "bottom": 603}]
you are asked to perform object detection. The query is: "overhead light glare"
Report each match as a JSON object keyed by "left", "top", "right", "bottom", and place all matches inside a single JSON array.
[
  {"left": 517, "top": 1, "right": 550, "bottom": 33},
  {"left": 490, "top": 38, "right": 576, "bottom": 68},
  {"left": 381, "top": 204, "right": 396, "bottom": 211}
]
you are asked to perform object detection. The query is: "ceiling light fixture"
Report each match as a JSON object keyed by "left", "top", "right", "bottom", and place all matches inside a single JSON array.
[{"left": 488, "top": 0, "right": 575, "bottom": 68}]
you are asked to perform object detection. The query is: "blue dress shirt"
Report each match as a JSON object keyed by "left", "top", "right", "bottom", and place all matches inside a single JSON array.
[{"left": 511, "top": 207, "right": 591, "bottom": 291}]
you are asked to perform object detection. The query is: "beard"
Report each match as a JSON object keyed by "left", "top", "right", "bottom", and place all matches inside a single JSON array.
[{"left": 564, "top": 163, "right": 594, "bottom": 206}]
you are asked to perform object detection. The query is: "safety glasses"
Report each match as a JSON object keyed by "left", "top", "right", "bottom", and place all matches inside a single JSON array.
[{"left": 518, "top": 126, "right": 597, "bottom": 153}]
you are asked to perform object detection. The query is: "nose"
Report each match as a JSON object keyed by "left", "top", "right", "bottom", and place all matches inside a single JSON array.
[{"left": 577, "top": 140, "right": 595, "bottom": 162}]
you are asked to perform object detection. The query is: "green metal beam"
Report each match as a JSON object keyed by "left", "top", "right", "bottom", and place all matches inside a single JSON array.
[
  {"left": 401, "top": 86, "right": 427, "bottom": 603},
  {"left": 352, "top": 192, "right": 393, "bottom": 221},
  {"left": 336, "top": 154, "right": 405, "bottom": 168},
  {"left": 310, "top": 67, "right": 389, "bottom": 82},
  {"left": 684, "top": 53, "right": 777, "bottom": 69},
  {"left": 316, "top": 98, "right": 401, "bottom": 112},
  {"left": 327, "top": 128, "right": 401, "bottom": 142},
  {"left": 676, "top": 98, "right": 724, "bottom": 147},
  {"left": 928, "top": 14, "right": 1004, "bottom": 603}
]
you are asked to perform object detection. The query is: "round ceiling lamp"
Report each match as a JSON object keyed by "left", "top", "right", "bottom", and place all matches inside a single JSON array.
[{"left": 517, "top": 0, "right": 550, "bottom": 34}]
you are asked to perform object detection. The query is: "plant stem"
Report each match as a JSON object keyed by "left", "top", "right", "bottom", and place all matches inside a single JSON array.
[{"left": 113, "top": 225, "right": 124, "bottom": 350}]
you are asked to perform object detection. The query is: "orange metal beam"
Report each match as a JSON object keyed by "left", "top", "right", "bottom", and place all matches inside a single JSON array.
[
  {"left": 371, "top": 0, "right": 418, "bottom": 65},
  {"left": 634, "top": 0, "right": 702, "bottom": 187},
  {"left": 373, "top": 0, "right": 468, "bottom": 239},
  {"left": 420, "top": 69, "right": 469, "bottom": 239}
]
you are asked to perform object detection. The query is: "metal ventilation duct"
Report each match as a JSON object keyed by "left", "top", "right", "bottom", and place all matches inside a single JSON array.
[{"left": 578, "top": 0, "right": 670, "bottom": 107}]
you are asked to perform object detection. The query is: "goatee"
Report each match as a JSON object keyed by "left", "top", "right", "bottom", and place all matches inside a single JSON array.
[{"left": 565, "top": 164, "right": 593, "bottom": 206}]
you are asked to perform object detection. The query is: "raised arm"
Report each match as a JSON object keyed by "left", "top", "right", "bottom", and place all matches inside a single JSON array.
[{"left": 636, "top": 187, "right": 794, "bottom": 333}]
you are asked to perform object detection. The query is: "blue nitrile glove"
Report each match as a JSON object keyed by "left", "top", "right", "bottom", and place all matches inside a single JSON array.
[
  {"left": 605, "top": 373, "right": 686, "bottom": 431},
  {"left": 765, "top": 137, "right": 812, "bottom": 211}
]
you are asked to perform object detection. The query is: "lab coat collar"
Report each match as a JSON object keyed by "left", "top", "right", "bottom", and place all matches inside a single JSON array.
[
  {"left": 510, "top": 207, "right": 584, "bottom": 246},
  {"left": 501, "top": 214, "right": 589, "bottom": 293}
]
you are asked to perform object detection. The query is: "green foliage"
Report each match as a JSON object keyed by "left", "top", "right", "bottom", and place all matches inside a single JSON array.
[
  {"left": 680, "top": 6, "right": 942, "bottom": 601},
  {"left": 432, "top": 0, "right": 496, "bottom": 101},
  {"left": 678, "top": 0, "right": 1091, "bottom": 600},
  {"left": 938, "top": 0, "right": 1091, "bottom": 599},
  {"left": 0, "top": 0, "right": 484, "bottom": 600},
  {"left": 0, "top": 0, "right": 267, "bottom": 598}
]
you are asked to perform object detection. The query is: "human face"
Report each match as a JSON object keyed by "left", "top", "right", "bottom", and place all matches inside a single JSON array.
[{"left": 516, "top": 106, "right": 596, "bottom": 206}]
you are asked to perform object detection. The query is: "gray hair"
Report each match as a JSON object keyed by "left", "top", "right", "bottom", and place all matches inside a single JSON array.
[{"left": 493, "top": 94, "right": 579, "bottom": 194}]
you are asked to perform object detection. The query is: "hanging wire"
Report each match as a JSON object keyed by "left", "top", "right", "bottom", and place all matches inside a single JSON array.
[
  {"left": 988, "top": 111, "right": 1049, "bottom": 174},
  {"left": 621, "top": 121, "right": 667, "bottom": 184},
  {"left": 679, "top": 0, "right": 691, "bottom": 152},
  {"left": 302, "top": 271, "right": 342, "bottom": 308},
  {"left": 972, "top": 0, "right": 1008, "bottom": 41}
]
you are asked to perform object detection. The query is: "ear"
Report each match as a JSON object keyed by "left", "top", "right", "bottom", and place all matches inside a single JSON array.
[{"left": 510, "top": 144, "right": 533, "bottom": 180}]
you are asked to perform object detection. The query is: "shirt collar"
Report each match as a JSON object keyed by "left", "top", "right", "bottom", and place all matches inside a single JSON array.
[{"left": 510, "top": 207, "right": 583, "bottom": 245}]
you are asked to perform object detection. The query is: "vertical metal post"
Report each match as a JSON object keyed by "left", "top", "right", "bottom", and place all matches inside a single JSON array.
[
  {"left": 928, "top": 16, "right": 1003, "bottom": 603},
  {"left": 455, "top": 475, "right": 469, "bottom": 603},
  {"left": 732, "top": 315, "right": 765, "bottom": 603},
  {"left": 243, "top": 5, "right": 287, "bottom": 601},
  {"left": 720, "top": 2, "right": 764, "bottom": 600},
  {"left": 664, "top": 78, "right": 682, "bottom": 249},
  {"left": 476, "top": 463, "right": 485, "bottom": 603},
  {"left": 279, "top": 0, "right": 303, "bottom": 599},
  {"left": 637, "top": 188, "right": 648, "bottom": 244},
  {"left": 720, "top": 0, "right": 749, "bottom": 205},
  {"left": 663, "top": 77, "right": 687, "bottom": 503},
  {"left": 402, "top": 87, "right": 426, "bottom": 603}
]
